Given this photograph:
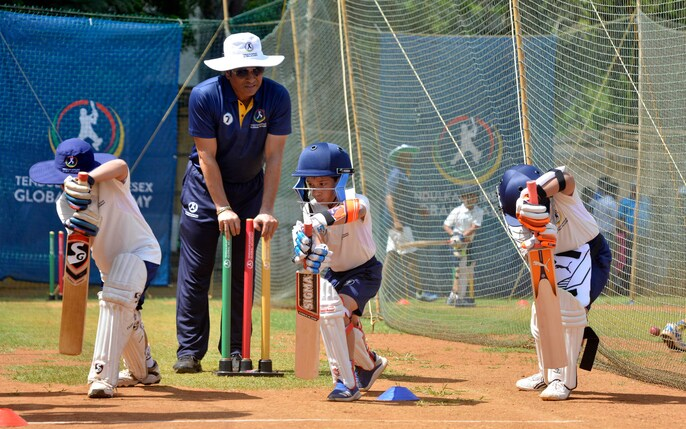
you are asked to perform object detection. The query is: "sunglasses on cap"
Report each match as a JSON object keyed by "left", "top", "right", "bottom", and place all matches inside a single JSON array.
[{"left": 231, "top": 67, "right": 265, "bottom": 78}]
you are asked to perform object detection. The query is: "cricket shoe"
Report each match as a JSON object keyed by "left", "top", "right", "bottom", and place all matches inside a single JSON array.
[
  {"left": 118, "top": 361, "right": 161, "bottom": 387},
  {"left": 173, "top": 355, "right": 202, "bottom": 373},
  {"left": 231, "top": 351, "right": 242, "bottom": 372},
  {"left": 356, "top": 352, "right": 388, "bottom": 392},
  {"left": 515, "top": 373, "right": 547, "bottom": 391},
  {"left": 327, "top": 380, "right": 361, "bottom": 402},
  {"left": 539, "top": 380, "right": 571, "bottom": 401},
  {"left": 88, "top": 380, "right": 115, "bottom": 399},
  {"left": 446, "top": 292, "right": 458, "bottom": 305},
  {"left": 416, "top": 292, "right": 438, "bottom": 302}
]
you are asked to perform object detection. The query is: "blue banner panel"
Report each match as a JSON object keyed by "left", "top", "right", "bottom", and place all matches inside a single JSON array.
[
  {"left": 0, "top": 12, "right": 182, "bottom": 286},
  {"left": 378, "top": 34, "right": 556, "bottom": 295}
]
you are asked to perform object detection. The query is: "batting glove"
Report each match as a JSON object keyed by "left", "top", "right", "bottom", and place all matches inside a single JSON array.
[
  {"left": 310, "top": 213, "right": 328, "bottom": 235},
  {"left": 450, "top": 233, "right": 464, "bottom": 245},
  {"left": 63, "top": 175, "right": 95, "bottom": 211},
  {"left": 535, "top": 222, "right": 557, "bottom": 248},
  {"left": 65, "top": 207, "right": 101, "bottom": 237},
  {"left": 507, "top": 223, "right": 534, "bottom": 257},
  {"left": 516, "top": 197, "right": 549, "bottom": 233},
  {"left": 291, "top": 221, "right": 312, "bottom": 264},
  {"left": 302, "top": 244, "right": 333, "bottom": 274}
]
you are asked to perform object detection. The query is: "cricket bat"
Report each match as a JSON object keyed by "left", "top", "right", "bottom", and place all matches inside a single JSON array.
[
  {"left": 294, "top": 214, "right": 320, "bottom": 379},
  {"left": 59, "top": 172, "right": 92, "bottom": 356},
  {"left": 526, "top": 180, "right": 567, "bottom": 369}
]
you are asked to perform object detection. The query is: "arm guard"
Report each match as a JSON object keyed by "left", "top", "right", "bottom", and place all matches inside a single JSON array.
[{"left": 314, "top": 198, "right": 362, "bottom": 226}]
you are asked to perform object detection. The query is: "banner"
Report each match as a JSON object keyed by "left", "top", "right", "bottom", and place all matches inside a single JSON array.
[
  {"left": 0, "top": 12, "right": 182, "bottom": 285},
  {"left": 378, "top": 34, "right": 556, "bottom": 292}
]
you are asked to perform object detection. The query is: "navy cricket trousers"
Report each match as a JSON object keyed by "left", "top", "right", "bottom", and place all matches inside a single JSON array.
[{"left": 176, "top": 161, "right": 262, "bottom": 360}]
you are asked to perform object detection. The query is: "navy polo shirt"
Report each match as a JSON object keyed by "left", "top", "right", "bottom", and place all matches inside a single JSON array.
[{"left": 188, "top": 75, "right": 292, "bottom": 183}]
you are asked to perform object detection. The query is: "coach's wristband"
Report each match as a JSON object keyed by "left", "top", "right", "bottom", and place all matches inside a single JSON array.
[{"left": 216, "top": 205, "right": 232, "bottom": 216}]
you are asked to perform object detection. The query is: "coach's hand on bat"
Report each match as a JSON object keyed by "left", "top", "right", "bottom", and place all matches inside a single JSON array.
[
  {"left": 65, "top": 207, "right": 101, "bottom": 237},
  {"left": 63, "top": 175, "right": 95, "bottom": 211},
  {"left": 254, "top": 213, "right": 278, "bottom": 240}
]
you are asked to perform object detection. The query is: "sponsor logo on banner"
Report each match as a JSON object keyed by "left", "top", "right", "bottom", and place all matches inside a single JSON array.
[
  {"left": 432, "top": 115, "right": 503, "bottom": 185},
  {"left": 48, "top": 99, "right": 124, "bottom": 157}
]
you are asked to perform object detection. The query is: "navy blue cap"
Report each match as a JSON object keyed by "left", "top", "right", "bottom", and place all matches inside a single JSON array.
[{"left": 29, "top": 138, "right": 116, "bottom": 185}]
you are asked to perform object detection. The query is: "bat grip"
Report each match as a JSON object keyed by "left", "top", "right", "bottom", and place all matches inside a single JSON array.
[
  {"left": 302, "top": 220, "right": 313, "bottom": 270},
  {"left": 77, "top": 171, "right": 89, "bottom": 185},
  {"left": 527, "top": 180, "right": 538, "bottom": 205}
]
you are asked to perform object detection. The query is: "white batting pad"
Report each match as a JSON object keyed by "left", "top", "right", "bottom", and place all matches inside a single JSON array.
[
  {"left": 101, "top": 253, "right": 147, "bottom": 309},
  {"left": 547, "top": 289, "right": 587, "bottom": 390},
  {"left": 88, "top": 298, "right": 133, "bottom": 389},
  {"left": 353, "top": 325, "right": 374, "bottom": 371},
  {"left": 121, "top": 310, "right": 148, "bottom": 380},
  {"left": 88, "top": 253, "right": 147, "bottom": 388},
  {"left": 319, "top": 279, "right": 356, "bottom": 389}
]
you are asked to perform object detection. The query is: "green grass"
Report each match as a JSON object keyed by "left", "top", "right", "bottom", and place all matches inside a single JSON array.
[{"left": 0, "top": 293, "right": 399, "bottom": 390}]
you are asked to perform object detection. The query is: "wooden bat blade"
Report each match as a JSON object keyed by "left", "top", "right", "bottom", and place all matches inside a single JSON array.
[
  {"left": 397, "top": 239, "right": 450, "bottom": 250},
  {"left": 529, "top": 248, "right": 567, "bottom": 369},
  {"left": 295, "top": 271, "right": 320, "bottom": 379},
  {"left": 59, "top": 231, "right": 91, "bottom": 355}
]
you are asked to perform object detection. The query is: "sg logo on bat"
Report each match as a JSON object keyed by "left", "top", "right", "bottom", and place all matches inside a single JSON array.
[{"left": 65, "top": 233, "right": 90, "bottom": 285}]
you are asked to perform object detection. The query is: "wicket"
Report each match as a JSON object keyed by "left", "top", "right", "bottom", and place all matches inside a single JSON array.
[{"left": 216, "top": 218, "right": 283, "bottom": 377}]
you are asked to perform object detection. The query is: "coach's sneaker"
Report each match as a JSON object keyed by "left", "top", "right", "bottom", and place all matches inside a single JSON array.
[
  {"left": 357, "top": 352, "right": 388, "bottom": 392},
  {"left": 173, "top": 355, "right": 202, "bottom": 373},
  {"left": 539, "top": 380, "right": 571, "bottom": 401},
  {"left": 118, "top": 361, "right": 161, "bottom": 387},
  {"left": 230, "top": 351, "right": 242, "bottom": 372},
  {"left": 327, "top": 380, "right": 361, "bottom": 402},
  {"left": 515, "top": 372, "right": 547, "bottom": 391},
  {"left": 88, "top": 380, "right": 115, "bottom": 398}
]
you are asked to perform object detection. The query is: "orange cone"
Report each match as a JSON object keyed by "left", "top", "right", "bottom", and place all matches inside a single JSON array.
[{"left": 0, "top": 409, "right": 28, "bottom": 427}]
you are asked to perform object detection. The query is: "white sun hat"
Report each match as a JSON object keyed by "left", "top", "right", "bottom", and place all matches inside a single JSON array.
[{"left": 204, "top": 32, "right": 284, "bottom": 72}]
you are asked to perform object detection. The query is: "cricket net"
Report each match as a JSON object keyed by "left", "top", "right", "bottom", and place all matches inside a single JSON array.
[{"left": 262, "top": 0, "right": 686, "bottom": 390}]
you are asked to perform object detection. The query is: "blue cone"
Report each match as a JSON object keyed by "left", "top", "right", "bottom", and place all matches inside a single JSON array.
[{"left": 376, "top": 386, "right": 419, "bottom": 401}]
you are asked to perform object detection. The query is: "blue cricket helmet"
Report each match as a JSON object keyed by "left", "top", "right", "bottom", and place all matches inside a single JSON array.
[
  {"left": 292, "top": 142, "right": 354, "bottom": 202},
  {"left": 497, "top": 164, "right": 543, "bottom": 226}
]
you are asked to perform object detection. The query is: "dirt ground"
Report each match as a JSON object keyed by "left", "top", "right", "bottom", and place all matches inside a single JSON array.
[{"left": 2, "top": 331, "right": 685, "bottom": 429}]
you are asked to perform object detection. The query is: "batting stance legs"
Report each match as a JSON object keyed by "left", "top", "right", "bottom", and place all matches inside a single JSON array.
[
  {"left": 88, "top": 254, "right": 159, "bottom": 398},
  {"left": 517, "top": 243, "right": 607, "bottom": 400},
  {"left": 320, "top": 257, "right": 388, "bottom": 402}
]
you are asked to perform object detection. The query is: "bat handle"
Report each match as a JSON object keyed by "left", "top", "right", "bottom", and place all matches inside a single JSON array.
[
  {"left": 302, "top": 220, "right": 313, "bottom": 270},
  {"left": 527, "top": 180, "right": 538, "bottom": 205},
  {"left": 77, "top": 171, "right": 89, "bottom": 185}
]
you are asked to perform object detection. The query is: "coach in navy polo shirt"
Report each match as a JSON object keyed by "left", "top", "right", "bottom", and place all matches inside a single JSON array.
[{"left": 174, "top": 32, "right": 291, "bottom": 373}]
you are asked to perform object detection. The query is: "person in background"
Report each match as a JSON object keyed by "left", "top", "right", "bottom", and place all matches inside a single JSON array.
[
  {"left": 384, "top": 144, "right": 437, "bottom": 302},
  {"left": 443, "top": 187, "right": 483, "bottom": 307}
]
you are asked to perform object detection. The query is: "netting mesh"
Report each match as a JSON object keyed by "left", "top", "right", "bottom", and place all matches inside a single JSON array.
[
  {"left": 3, "top": 1, "right": 686, "bottom": 390},
  {"left": 259, "top": 0, "right": 686, "bottom": 390}
]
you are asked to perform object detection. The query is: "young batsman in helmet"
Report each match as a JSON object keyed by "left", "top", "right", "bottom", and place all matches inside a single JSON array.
[
  {"left": 443, "top": 186, "right": 483, "bottom": 307},
  {"left": 497, "top": 164, "right": 611, "bottom": 400},
  {"left": 29, "top": 138, "right": 162, "bottom": 398},
  {"left": 292, "top": 142, "right": 388, "bottom": 402}
]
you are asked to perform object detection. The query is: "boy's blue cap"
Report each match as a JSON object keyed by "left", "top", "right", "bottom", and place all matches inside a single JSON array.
[{"left": 29, "top": 138, "right": 116, "bottom": 184}]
